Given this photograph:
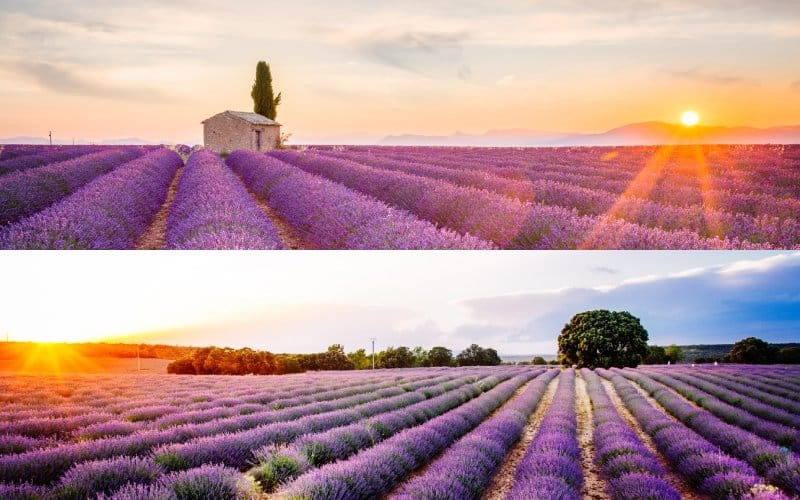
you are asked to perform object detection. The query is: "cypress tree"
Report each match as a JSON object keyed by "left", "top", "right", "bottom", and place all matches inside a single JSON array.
[{"left": 251, "top": 61, "right": 281, "bottom": 120}]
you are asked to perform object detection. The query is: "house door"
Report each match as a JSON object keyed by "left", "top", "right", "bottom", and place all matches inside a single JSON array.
[{"left": 255, "top": 130, "right": 262, "bottom": 151}]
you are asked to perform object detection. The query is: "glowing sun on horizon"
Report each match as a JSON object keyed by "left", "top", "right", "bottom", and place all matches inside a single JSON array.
[{"left": 681, "top": 110, "right": 700, "bottom": 126}]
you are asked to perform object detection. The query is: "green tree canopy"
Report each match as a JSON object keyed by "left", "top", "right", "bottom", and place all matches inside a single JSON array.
[
  {"left": 531, "top": 356, "right": 547, "bottom": 365},
  {"left": 664, "top": 344, "right": 684, "bottom": 363},
  {"left": 558, "top": 310, "right": 649, "bottom": 369},
  {"left": 411, "top": 346, "right": 429, "bottom": 367},
  {"left": 778, "top": 347, "right": 800, "bottom": 364},
  {"left": 723, "top": 337, "right": 778, "bottom": 364},
  {"left": 251, "top": 61, "right": 281, "bottom": 120},
  {"left": 378, "top": 346, "right": 414, "bottom": 368},
  {"left": 456, "top": 344, "right": 502, "bottom": 366},
  {"left": 642, "top": 345, "right": 668, "bottom": 364},
  {"left": 427, "top": 346, "right": 453, "bottom": 367},
  {"left": 347, "top": 348, "right": 371, "bottom": 370}
]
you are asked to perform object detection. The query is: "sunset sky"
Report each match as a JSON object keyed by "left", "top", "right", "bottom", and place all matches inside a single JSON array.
[
  {"left": 1, "top": 1, "right": 799, "bottom": 143},
  {"left": 1, "top": 251, "right": 798, "bottom": 355}
]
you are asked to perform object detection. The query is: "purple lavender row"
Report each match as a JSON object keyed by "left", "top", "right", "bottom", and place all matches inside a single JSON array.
[
  {"left": 145, "top": 373, "right": 448, "bottom": 431},
  {"left": 0, "top": 146, "right": 105, "bottom": 176},
  {"left": 356, "top": 146, "right": 800, "bottom": 220},
  {"left": 0, "top": 144, "right": 43, "bottom": 161},
  {"left": 95, "top": 372, "right": 443, "bottom": 439},
  {"left": 651, "top": 368, "right": 800, "bottom": 423},
  {"left": 152, "top": 373, "right": 500, "bottom": 472},
  {"left": 252, "top": 371, "right": 532, "bottom": 492},
  {"left": 0, "top": 147, "right": 143, "bottom": 226},
  {"left": 166, "top": 149, "right": 282, "bottom": 249},
  {"left": 708, "top": 369, "right": 800, "bottom": 404},
  {"left": 278, "top": 372, "right": 538, "bottom": 499},
  {"left": 616, "top": 368, "right": 800, "bottom": 495},
  {"left": 673, "top": 369, "right": 800, "bottom": 415},
  {"left": 390, "top": 368, "right": 559, "bottom": 499},
  {"left": 0, "top": 381, "right": 413, "bottom": 484},
  {"left": 581, "top": 369, "right": 680, "bottom": 500},
  {"left": 506, "top": 369, "right": 581, "bottom": 500},
  {"left": 226, "top": 150, "right": 493, "bottom": 249},
  {"left": 2, "top": 460, "right": 258, "bottom": 500},
  {"left": 325, "top": 149, "right": 800, "bottom": 246},
  {"left": 273, "top": 149, "right": 768, "bottom": 249},
  {"left": 360, "top": 145, "right": 800, "bottom": 200},
  {"left": 0, "top": 412, "right": 111, "bottom": 439},
  {"left": 0, "top": 148, "right": 181, "bottom": 249},
  {"left": 6, "top": 372, "right": 436, "bottom": 443},
  {"left": 0, "top": 374, "right": 453, "bottom": 484},
  {"left": 597, "top": 369, "right": 777, "bottom": 498},
  {"left": 639, "top": 369, "right": 800, "bottom": 450}
]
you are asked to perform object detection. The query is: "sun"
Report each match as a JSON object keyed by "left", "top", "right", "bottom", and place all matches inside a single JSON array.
[{"left": 681, "top": 110, "right": 699, "bottom": 126}]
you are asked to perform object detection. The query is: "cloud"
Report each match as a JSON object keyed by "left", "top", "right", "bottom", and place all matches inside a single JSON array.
[
  {"left": 591, "top": 266, "right": 620, "bottom": 274},
  {"left": 791, "top": 79, "right": 800, "bottom": 92},
  {"left": 459, "top": 253, "right": 800, "bottom": 349},
  {"left": 666, "top": 67, "right": 757, "bottom": 86},
  {"left": 8, "top": 60, "right": 169, "bottom": 100},
  {"left": 356, "top": 30, "right": 470, "bottom": 77}
]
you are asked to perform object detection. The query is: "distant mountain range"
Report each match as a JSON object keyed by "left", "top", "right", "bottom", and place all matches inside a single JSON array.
[
  {"left": 5, "top": 122, "right": 800, "bottom": 147},
  {"left": 381, "top": 122, "right": 800, "bottom": 147}
]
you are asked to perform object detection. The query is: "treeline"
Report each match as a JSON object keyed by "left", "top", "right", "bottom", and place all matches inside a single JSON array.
[
  {"left": 166, "top": 343, "right": 502, "bottom": 375},
  {"left": 642, "top": 338, "right": 800, "bottom": 365},
  {"left": 719, "top": 337, "right": 800, "bottom": 364},
  {"left": 0, "top": 342, "right": 195, "bottom": 360}
]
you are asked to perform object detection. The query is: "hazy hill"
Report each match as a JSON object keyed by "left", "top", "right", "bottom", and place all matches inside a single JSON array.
[{"left": 381, "top": 122, "right": 800, "bottom": 147}]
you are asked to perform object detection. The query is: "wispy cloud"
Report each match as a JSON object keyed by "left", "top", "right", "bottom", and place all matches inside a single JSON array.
[
  {"left": 791, "top": 79, "right": 800, "bottom": 92},
  {"left": 356, "top": 30, "right": 470, "bottom": 77},
  {"left": 591, "top": 266, "right": 621, "bottom": 274},
  {"left": 666, "top": 67, "right": 757, "bottom": 86},
  {"left": 7, "top": 60, "right": 169, "bottom": 100},
  {"left": 459, "top": 253, "right": 800, "bottom": 350}
]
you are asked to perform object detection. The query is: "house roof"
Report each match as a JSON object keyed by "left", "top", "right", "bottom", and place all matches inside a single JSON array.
[{"left": 202, "top": 110, "right": 281, "bottom": 126}]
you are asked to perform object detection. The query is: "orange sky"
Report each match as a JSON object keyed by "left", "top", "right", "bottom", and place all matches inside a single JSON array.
[{"left": 1, "top": 1, "right": 799, "bottom": 143}]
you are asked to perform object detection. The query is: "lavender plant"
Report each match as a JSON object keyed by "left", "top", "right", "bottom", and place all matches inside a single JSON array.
[
  {"left": 166, "top": 149, "right": 282, "bottom": 249},
  {"left": 226, "top": 150, "right": 494, "bottom": 249}
]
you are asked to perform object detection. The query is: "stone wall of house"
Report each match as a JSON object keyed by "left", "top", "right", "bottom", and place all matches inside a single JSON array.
[
  {"left": 257, "top": 126, "right": 280, "bottom": 151},
  {"left": 203, "top": 113, "right": 280, "bottom": 153}
]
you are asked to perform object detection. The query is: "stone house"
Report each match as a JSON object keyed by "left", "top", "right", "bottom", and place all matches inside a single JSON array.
[{"left": 201, "top": 111, "right": 281, "bottom": 153}]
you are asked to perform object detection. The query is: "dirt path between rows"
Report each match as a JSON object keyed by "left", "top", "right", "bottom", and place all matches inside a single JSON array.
[
  {"left": 135, "top": 166, "right": 183, "bottom": 250},
  {"left": 575, "top": 374, "right": 611, "bottom": 500},
  {"left": 481, "top": 373, "right": 559, "bottom": 500},
  {"left": 600, "top": 377, "right": 703, "bottom": 499},
  {"left": 385, "top": 376, "right": 538, "bottom": 498},
  {"left": 249, "top": 195, "right": 313, "bottom": 250}
]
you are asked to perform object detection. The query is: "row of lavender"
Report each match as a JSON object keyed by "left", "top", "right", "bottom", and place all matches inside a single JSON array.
[
  {"left": 318, "top": 148, "right": 800, "bottom": 246},
  {"left": 3, "top": 145, "right": 797, "bottom": 249},
  {"left": 271, "top": 149, "right": 776, "bottom": 249},
  {"left": 330, "top": 145, "right": 800, "bottom": 200},
  {"left": 0, "top": 368, "right": 525, "bottom": 497},
  {"left": 1, "top": 146, "right": 496, "bottom": 249},
  {"left": 2, "top": 365, "right": 799, "bottom": 498}
]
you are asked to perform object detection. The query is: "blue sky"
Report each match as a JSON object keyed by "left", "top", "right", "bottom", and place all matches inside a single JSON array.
[
  {"left": 1, "top": 1, "right": 799, "bottom": 142},
  {"left": 0, "top": 251, "right": 797, "bottom": 354}
]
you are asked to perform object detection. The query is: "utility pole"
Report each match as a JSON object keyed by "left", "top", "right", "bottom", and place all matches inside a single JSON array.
[
  {"left": 48, "top": 131, "right": 52, "bottom": 146},
  {"left": 370, "top": 337, "right": 376, "bottom": 369}
]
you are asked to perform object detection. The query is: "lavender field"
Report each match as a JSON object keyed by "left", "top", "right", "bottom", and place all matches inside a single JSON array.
[
  {"left": 0, "top": 365, "right": 798, "bottom": 499},
  {"left": 0, "top": 144, "right": 799, "bottom": 249}
]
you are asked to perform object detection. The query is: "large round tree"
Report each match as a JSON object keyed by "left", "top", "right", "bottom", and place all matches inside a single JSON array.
[
  {"left": 723, "top": 337, "right": 778, "bottom": 364},
  {"left": 558, "top": 310, "right": 649, "bottom": 368}
]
